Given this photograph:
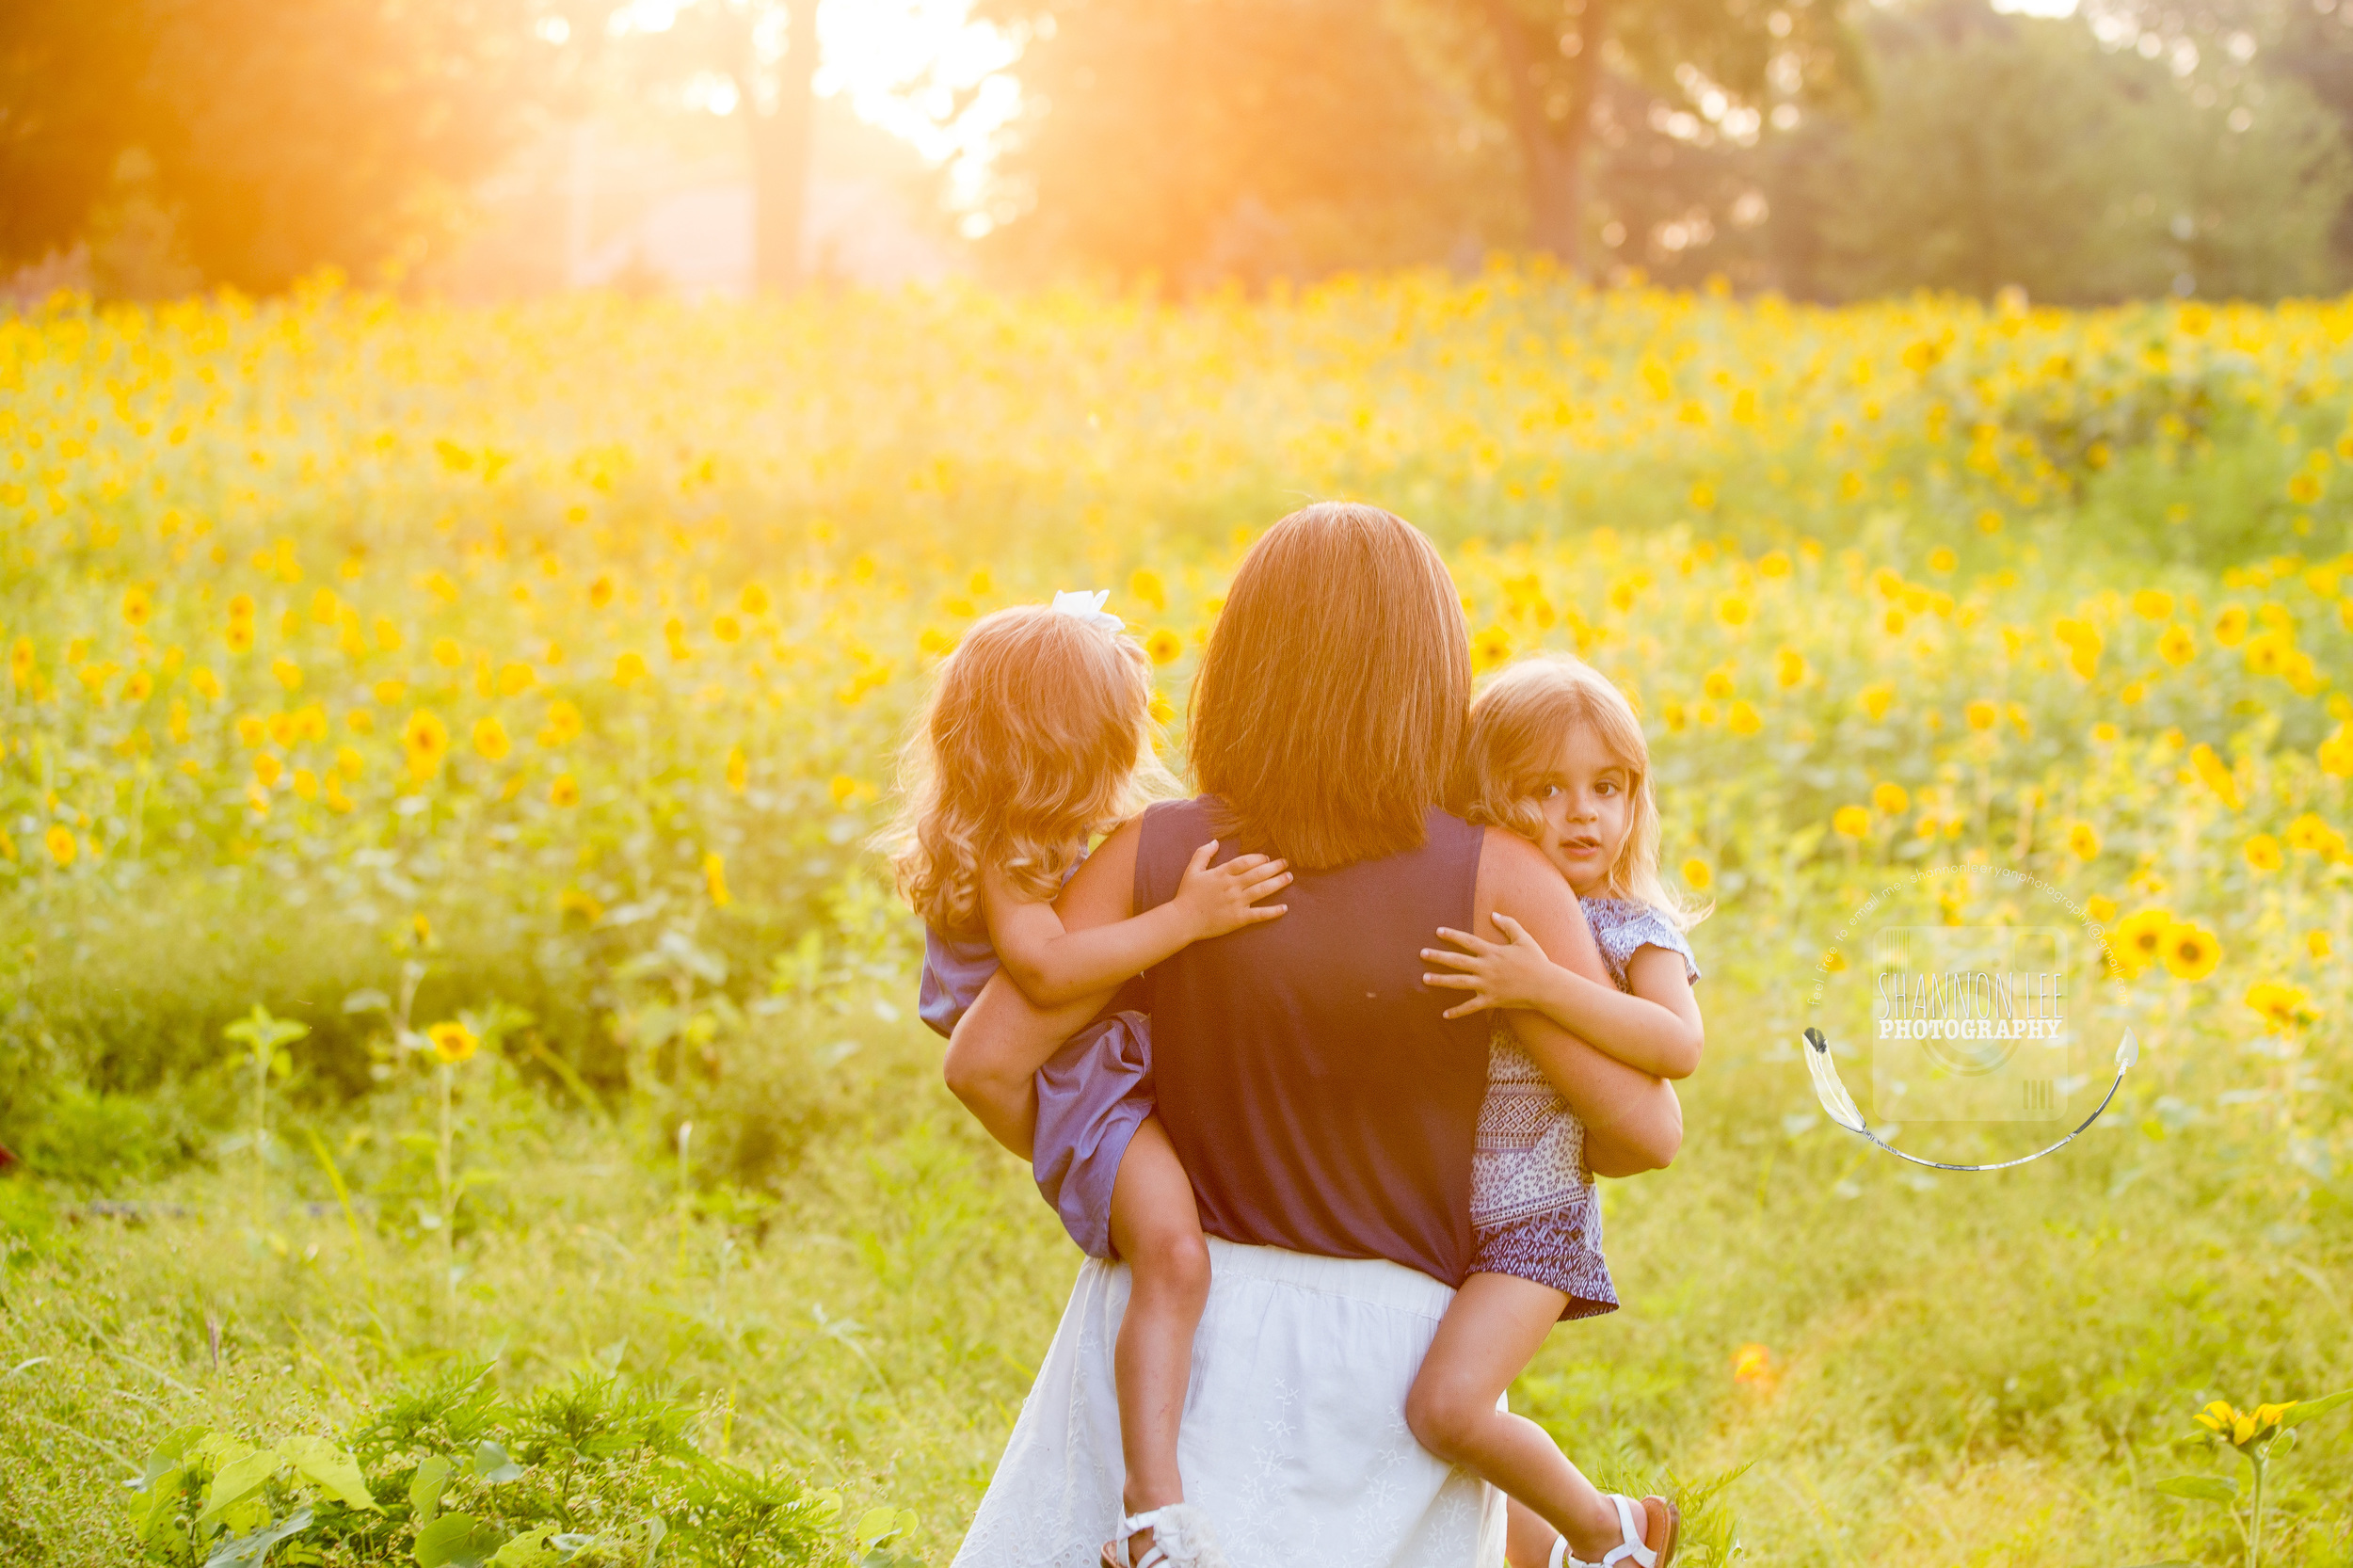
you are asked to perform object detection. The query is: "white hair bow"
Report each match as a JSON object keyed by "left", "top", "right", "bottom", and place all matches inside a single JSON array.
[{"left": 1051, "top": 588, "right": 1126, "bottom": 634}]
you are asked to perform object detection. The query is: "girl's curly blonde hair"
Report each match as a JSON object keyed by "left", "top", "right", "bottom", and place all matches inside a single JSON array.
[
  {"left": 1458, "top": 652, "right": 1712, "bottom": 933},
  {"left": 884, "top": 603, "right": 1172, "bottom": 936}
]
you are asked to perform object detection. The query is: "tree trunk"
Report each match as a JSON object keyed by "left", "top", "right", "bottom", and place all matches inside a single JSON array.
[
  {"left": 1483, "top": 0, "right": 1607, "bottom": 274},
  {"left": 747, "top": 3, "right": 817, "bottom": 294}
]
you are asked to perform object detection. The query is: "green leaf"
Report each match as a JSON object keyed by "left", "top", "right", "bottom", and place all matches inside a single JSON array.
[
  {"left": 408, "top": 1456, "right": 454, "bottom": 1522},
  {"left": 136, "top": 1426, "right": 209, "bottom": 1490},
  {"left": 201, "top": 1504, "right": 314, "bottom": 1568},
  {"left": 488, "top": 1531, "right": 560, "bottom": 1568},
  {"left": 2153, "top": 1474, "right": 2239, "bottom": 1503},
  {"left": 2280, "top": 1388, "right": 2353, "bottom": 1428},
  {"left": 277, "top": 1436, "right": 378, "bottom": 1513},
  {"left": 472, "top": 1440, "right": 523, "bottom": 1485},
  {"left": 128, "top": 1464, "right": 187, "bottom": 1544},
  {"left": 197, "top": 1447, "right": 286, "bottom": 1531},
  {"left": 852, "top": 1507, "right": 904, "bottom": 1551},
  {"left": 224, "top": 1005, "right": 312, "bottom": 1058},
  {"left": 414, "top": 1514, "right": 505, "bottom": 1568}
]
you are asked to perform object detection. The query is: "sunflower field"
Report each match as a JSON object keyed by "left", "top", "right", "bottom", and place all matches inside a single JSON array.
[{"left": 2, "top": 264, "right": 2352, "bottom": 1565}]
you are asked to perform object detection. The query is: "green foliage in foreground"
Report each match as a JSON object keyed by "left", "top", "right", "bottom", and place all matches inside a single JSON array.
[
  {"left": 3, "top": 981, "right": 2351, "bottom": 1566},
  {"left": 123, "top": 1365, "right": 846, "bottom": 1568}
]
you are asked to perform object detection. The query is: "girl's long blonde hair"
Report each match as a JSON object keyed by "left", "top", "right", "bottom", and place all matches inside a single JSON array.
[
  {"left": 885, "top": 603, "right": 1171, "bottom": 936},
  {"left": 1459, "top": 652, "right": 1712, "bottom": 933}
]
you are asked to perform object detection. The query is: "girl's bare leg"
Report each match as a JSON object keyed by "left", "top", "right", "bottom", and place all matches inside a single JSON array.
[
  {"left": 1507, "top": 1499, "right": 1566, "bottom": 1568},
  {"left": 1406, "top": 1272, "right": 1622, "bottom": 1561},
  {"left": 1107, "top": 1114, "right": 1211, "bottom": 1550}
]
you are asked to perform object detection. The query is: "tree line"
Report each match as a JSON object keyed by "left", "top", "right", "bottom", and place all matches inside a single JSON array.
[{"left": 5, "top": 0, "right": 2352, "bottom": 301}]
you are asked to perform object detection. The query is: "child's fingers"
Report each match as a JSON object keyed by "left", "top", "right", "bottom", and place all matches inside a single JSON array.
[
  {"left": 1242, "top": 903, "right": 1288, "bottom": 923},
  {"left": 1441, "top": 998, "right": 1493, "bottom": 1019},
  {"left": 1494, "top": 913, "right": 1528, "bottom": 941},
  {"left": 1420, "top": 972, "right": 1481, "bottom": 990},
  {"left": 1417, "top": 947, "right": 1483, "bottom": 971},
  {"left": 1431, "top": 926, "right": 1493, "bottom": 952},
  {"left": 1239, "top": 867, "right": 1293, "bottom": 895},
  {"left": 1185, "top": 840, "right": 1220, "bottom": 875}
]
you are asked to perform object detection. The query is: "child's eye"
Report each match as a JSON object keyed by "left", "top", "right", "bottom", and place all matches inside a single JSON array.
[{"left": 1538, "top": 783, "right": 1563, "bottom": 800}]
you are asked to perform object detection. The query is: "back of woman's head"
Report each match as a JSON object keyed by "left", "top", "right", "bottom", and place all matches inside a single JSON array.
[
  {"left": 888, "top": 604, "right": 1164, "bottom": 934},
  {"left": 1190, "top": 502, "right": 1470, "bottom": 870},
  {"left": 1461, "top": 652, "right": 1709, "bottom": 930}
]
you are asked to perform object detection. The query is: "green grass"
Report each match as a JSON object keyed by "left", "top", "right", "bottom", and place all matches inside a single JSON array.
[{"left": 4, "top": 961, "right": 2350, "bottom": 1565}]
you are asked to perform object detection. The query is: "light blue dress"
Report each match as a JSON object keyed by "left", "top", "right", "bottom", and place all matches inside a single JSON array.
[{"left": 920, "top": 924, "right": 1151, "bottom": 1260}]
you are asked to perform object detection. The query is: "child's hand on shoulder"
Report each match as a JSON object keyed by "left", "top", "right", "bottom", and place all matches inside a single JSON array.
[
  {"left": 1173, "top": 840, "right": 1291, "bottom": 939},
  {"left": 1420, "top": 914, "right": 1561, "bottom": 1020}
]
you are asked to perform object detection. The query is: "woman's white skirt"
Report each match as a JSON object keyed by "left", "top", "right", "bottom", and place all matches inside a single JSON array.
[{"left": 952, "top": 1237, "right": 1507, "bottom": 1568}]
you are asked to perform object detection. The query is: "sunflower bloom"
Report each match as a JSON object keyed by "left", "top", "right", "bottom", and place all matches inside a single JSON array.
[
  {"left": 2111, "top": 908, "right": 2175, "bottom": 978},
  {"left": 44, "top": 824, "right": 76, "bottom": 867},
  {"left": 427, "top": 1022, "right": 478, "bottom": 1064},
  {"left": 2189, "top": 744, "right": 2241, "bottom": 809},
  {"left": 2162, "top": 922, "right": 2221, "bottom": 982},
  {"left": 402, "top": 709, "right": 450, "bottom": 782},
  {"left": 2244, "top": 981, "right": 2311, "bottom": 1033}
]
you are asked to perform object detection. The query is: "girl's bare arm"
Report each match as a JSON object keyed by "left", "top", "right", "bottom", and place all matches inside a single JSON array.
[
  {"left": 982, "top": 842, "right": 1289, "bottom": 1008},
  {"left": 943, "top": 817, "right": 1144, "bottom": 1159},
  {"left": 1420, "top": 917, "right": 1704, "bottom": 1079}
]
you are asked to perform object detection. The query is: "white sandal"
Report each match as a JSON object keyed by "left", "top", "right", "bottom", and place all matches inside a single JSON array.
[
  {"left": 1098, "top": 1502, "right": 1232, "bottom": 1568},
  {"left": 1548, "top": 1494, "right": 1681, "bottom": 1568}
]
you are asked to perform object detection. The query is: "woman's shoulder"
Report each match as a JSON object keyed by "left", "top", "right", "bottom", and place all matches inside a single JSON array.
[
  {"left": 1140, "top": 795, "right": 1217, "bottom": 833},
  {"left": 1133, "top": 795, "right": 1217, "bottom": 861}
]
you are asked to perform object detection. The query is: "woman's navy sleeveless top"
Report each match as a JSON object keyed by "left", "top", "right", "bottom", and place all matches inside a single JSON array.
[{"left": 1132, "top": 795, "right": 1492, "bottom": 1286}]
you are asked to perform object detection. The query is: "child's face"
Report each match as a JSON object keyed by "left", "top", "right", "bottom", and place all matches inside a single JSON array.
[{"left": 1530, "top": 722, "right": 1634, "bottom": 897}]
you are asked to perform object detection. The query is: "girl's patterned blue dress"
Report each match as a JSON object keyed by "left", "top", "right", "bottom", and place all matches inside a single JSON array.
[
  {"left": 920, "top": 926, "right": 1151, "bottom": 1260},
  {"left": 1468, "top": 896, "right": 1701, "bottom": 1320}
]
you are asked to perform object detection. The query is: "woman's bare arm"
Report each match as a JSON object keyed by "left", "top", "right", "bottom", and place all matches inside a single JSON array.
[
  {"left": 1471, "top": 828, "right": 1684, "bottom": 1176},
  {"left": 942, "top": 816, "right": 1144, "bottom": 1159}
]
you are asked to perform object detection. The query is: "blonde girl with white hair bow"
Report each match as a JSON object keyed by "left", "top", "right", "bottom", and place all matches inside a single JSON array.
[{"left": 883, "top": 592, "right": 1293, "bottom": 1568}]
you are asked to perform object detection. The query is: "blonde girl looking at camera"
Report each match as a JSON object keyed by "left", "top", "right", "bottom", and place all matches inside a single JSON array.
[{"left": 1408, "top": 653, "right": 1711, "bottom": 1568}]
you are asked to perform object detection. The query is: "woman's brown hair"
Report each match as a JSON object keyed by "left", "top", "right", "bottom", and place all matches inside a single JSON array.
[
  {"left": 1460, "top": 652, "right": 1712, "bottom": 931},
  {"left": 1188, "top": 502, "right": 1470, "bottom": 869}
]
